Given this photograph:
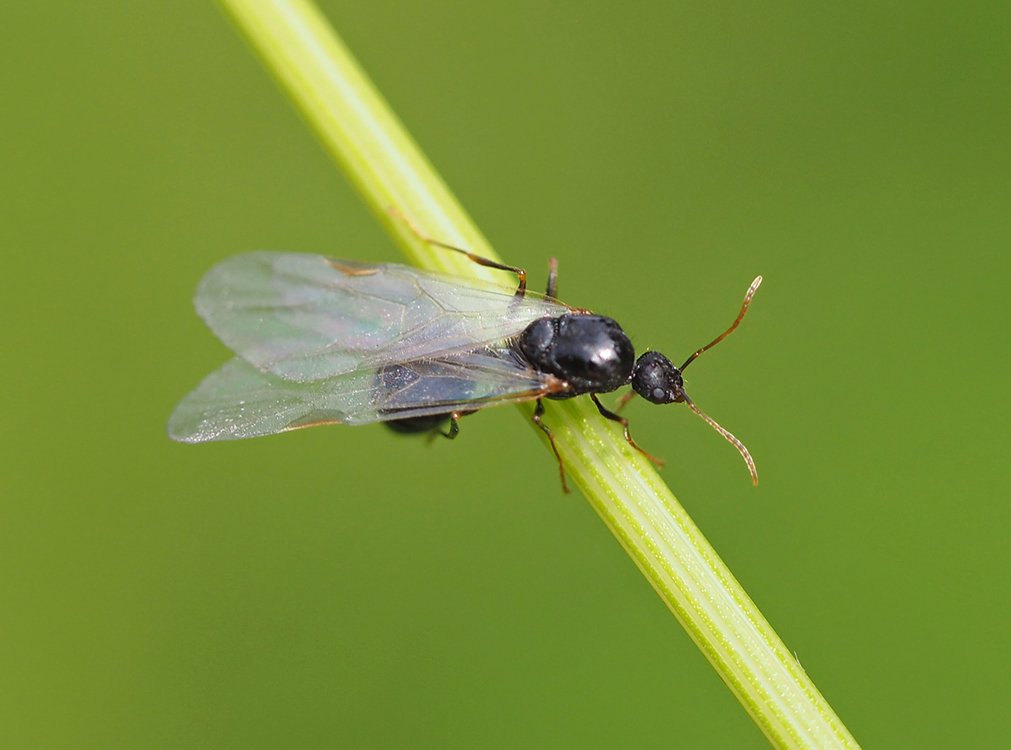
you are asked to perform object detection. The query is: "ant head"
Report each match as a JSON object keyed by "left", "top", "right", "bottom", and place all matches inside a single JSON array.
[
  {"left": 627, "top": 276, "right": 764, "bottom": 486},
  {"left": 630, "top": 351, "right": 685, "bottom": 404}
]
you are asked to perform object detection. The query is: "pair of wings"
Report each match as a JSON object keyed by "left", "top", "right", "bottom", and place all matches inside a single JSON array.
[{"left": 168, "top": 252, "right": 572, "bottom": 442}]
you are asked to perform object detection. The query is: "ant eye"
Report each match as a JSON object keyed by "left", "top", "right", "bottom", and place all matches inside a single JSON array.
[{"left": 652, "top": 387, "right": 665, "bottom": 401}]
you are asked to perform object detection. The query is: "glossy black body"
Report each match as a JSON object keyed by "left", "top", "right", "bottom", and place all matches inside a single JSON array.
[
  {"left": 517, "top": 314, "right": 636, "bottom": 398},
  {"left": 383, "top": 312, "right": 686, "bottom": 432}
]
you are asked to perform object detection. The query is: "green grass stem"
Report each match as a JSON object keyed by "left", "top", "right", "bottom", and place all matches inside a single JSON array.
[{"left": 216, "top": 1, "right": 860, "bottom": 747}]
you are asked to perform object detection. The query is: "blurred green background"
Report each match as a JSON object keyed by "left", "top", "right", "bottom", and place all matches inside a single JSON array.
[{"left": 3, "top": 2, "right": 1009, "bottom": 747}]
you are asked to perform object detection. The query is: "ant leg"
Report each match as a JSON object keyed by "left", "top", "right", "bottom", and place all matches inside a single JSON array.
[
  {"left": 429, "top": 409, "right": 481, "bottom": 442},
  {"left": 545, "top": 257, "right": 559, "bottom": 299},
  {"left": 590, "top": 394, "right": 665, "bottom": 468},
  {"left": 615, "top": 390, "right": 637, "bottom": 413},
  {"left": 388, "top": 207, "right": 527, "bottom": 297},
  {"left": 420, "top": 411, "right": 462, "bottom": 444},
  {"left": 532, "top": 399, "right": 570, "bottom": 493},
  {"left": 440, "top": 412, "right": 462, "bottom": 439}
]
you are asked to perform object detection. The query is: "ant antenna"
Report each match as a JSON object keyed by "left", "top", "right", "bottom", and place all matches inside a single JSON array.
[
  {"left": 680, "top": 276, "right": 763, "bottom": 371},
  {"left": 683, "top": 395, "right": 759, "bottom": 486}
]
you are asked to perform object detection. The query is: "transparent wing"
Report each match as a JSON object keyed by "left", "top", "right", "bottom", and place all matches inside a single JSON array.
[
  {"left": 194, "top": 252, "right": 569, "bottom": 382},
  {"left": 168, "top": 347, "right": 561, "bottom": 443}
]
